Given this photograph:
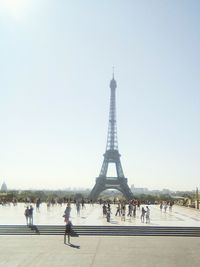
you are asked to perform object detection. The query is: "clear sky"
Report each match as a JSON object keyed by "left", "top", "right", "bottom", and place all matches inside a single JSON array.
[{"left": 0, "top": 0, "right": 200, "bottom": 191}]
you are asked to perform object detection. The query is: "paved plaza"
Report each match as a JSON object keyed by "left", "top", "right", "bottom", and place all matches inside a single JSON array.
[
  {"left": 1, "top": 203, "right": 200, "bottom": 226},
  {"left": 1, "top": 203, "right": 200, "bottom": 267},
  {"left": 0, "top": 235, "right": 200, "bottom": 267}
]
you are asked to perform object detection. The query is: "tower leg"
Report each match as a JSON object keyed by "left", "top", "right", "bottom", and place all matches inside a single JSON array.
[{"left": 89, "top": 177, "right": 133, "bottom": 201}]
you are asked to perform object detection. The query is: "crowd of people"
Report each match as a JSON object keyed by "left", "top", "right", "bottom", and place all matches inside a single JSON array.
[
  {"left": 19, "top": 198, "right": 175, "bottom": 228},
  {"left": 102, "top": 200, "right": 151, "bottom": 223},
  {"left": 1, "top": 197, "right": 174, "bottom": 244}
]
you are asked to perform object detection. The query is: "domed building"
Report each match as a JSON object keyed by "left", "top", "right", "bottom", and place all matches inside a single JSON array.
[{"left": 1, "top": 181, "right": 8, "bottom": 192}]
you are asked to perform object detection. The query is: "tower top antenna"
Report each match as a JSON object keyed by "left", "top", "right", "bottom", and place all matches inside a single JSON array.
[
  {"left": 110, "top": 66, "right": 117, "bottom": 89},
  {"left": 112, "top": 66, "right": 115, "bottom": 79}
]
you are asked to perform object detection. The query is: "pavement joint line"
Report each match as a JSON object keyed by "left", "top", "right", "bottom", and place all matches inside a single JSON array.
[{"left": 91, "top": 237, "right": 101, "bottom": 267}]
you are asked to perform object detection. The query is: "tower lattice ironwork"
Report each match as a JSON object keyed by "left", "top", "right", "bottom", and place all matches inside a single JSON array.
[{"left": 89, "top": 74, "right": 133, "bottom": 200}]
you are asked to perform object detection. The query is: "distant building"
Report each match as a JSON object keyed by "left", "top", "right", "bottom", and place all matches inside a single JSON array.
[
  {"left": 1, "top": 181, "right": 7, "bottom": 192},
  {"left": 131, "top": 184, "right": 148, "bottom": 194},
  {"left": 162, "top": 188, "right": 171, "bottom": 194}
]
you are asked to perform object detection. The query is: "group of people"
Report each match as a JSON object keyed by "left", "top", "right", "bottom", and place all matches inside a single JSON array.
[
  {"left": 160, "top": 201, "right": 174, "bottom": 212},
  {"left": 22, "top": 199, "right": 152, "bottom": 243},
  {"left": 102, "top": 202, "right": 151, "bottom": 224}
]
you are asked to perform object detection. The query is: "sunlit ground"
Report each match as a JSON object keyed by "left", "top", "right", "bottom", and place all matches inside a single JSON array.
[{"left": 0, "top": 203, "right": 200, "bottom": 226}]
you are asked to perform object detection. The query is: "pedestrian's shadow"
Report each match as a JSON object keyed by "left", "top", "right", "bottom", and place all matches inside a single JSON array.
[{"left": 65, "top": 243, "right": 80, "bottom": 249}]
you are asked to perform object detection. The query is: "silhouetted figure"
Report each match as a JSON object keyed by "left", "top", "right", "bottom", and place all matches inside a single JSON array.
[
  {"left": 102, "top": 203, "right": 107, "bottom": 217},
  {"left": 164, "top": 203, "right": 168, "bottom": 212},
  {"left": 115, "top": 203, "right": 121, "bottom": 216},
  {"left": 127, "top": 203, "right": 133, "bottom": 217},
  {"left": 28, "top": 205, "right": 34, "bottom": 225},
  {"left": 64, "top": 203, "right": 71, "bottom": 222},
  {"left": 64, "top": 220, "right": 73, "bottom": 244},
  {"left": 121, "top": 204, "right": 126, "bottom": 221},
  {"left": 169, "top": 201, "right": 173, "bottom": 211},
  {"left": 24, "top": 206, "right": 29, "bottom": 225},
  {"left": 146, "top": 206, "right": 150, "bottom": 223},
  {"left": 141, "top": 207, "right": 146, "bottom": 223},
  {"left": 76, "top": 201, "right": 81, "bottom": 216},
  {"left": 81, "top": 198, "right": 86, "bottom": 209},
  {"left": 36, "top": 198, "right": 41, "bottom": 212},
  {"left": 106, "top": 206, "right": 111, "bottom": 222},
  {"left": 133, "top": 204, "right": 136, "bottom": 217}
]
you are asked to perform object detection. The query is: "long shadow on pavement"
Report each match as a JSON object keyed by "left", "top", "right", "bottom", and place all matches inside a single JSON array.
[{"left": 65, "top": 243, "right": 80, "bottom": 249}]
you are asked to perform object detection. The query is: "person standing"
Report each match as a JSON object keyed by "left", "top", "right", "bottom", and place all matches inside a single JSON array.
[
  {"left": 121, "top": 204, "right": 126, "bottom": 221},
  {"left": 106, "top": 206, "right": 111, "bottom": 222},
  {"left": 24, "top": 206, "right": 29, "bottom": 225},
  {"left": 127, "top": 202, "right": 133, "bottom": 217},
  {"left": 76, "top": 201, "right": 81, "bottom": 216},
  {"left": 164, "top": 203, "right": 168, "bottom": 212},
  {"left": 102, "top": 203, "right": 107, "bottom": 217},
  {"left": 36, "top": 198, "right": 41, "bottom": 212},
  {"left": 115, "top": 203, "right": 121, "bottom": 216},
  {"left": 160, "top": 202, "right": 163, "bottom": 211},
  {"left": 146, "top": 206, "right": 150, "bottom": 224},
  {"left": 28, "top": 205, "right": 34, "bottom": 225},
  {"left": 81, "top": 198, "right": 86, "bottom": 209},
  {"left": 140, "top": 207, "right": 146, "bottom": 223},
  {"left": 133, "top": 204, "right": 136, "bottom": 218}
]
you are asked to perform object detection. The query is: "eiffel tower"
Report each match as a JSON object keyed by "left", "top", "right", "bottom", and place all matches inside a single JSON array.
[{"left": 89, "top": 74, "right": 133, "bottom": 201}]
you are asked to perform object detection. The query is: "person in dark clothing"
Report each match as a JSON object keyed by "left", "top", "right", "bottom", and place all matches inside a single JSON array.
[
  {"left": 115, "top": 203, "right": 121, "bottom": 216},
  {"left": 141, "top": 207, "right": 146, "bottom": 223},
  {"left": 64, "top": 220, "right": 73, "bottom": 244},
  {"left": 24, "top": 206, "right": 29, "bottom": 225},
  {"left": 102, "top": 203, "right": 107, "bottom": 217},
  {"left": 106, "top": 206, "right": 111, "bottom": 222},
  {"left": 28, "top": 205, "right": 34, "bottom": 225}
]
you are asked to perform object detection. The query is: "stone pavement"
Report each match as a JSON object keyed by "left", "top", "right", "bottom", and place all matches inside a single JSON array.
[
  {"left": 0, "top": 235, "right": 200, "bottom": 267},
  {"left": 1, "top": 203, "right": 200, "bottom": 226},
  {"left": 1, "top": 204, "right": 200, "bottom": 266}
]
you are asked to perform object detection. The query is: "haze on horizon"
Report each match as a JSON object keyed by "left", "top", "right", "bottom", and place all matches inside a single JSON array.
[{"left": 0, "top": 0, "right": 200, "bottom": 191}]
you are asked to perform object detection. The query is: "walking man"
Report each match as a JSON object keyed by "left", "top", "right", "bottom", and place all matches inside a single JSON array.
[{"left": 64, "top": 219, "right": 73, "bottom": 244}]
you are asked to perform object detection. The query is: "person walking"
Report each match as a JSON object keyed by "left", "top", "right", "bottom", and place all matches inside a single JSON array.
[
  {"left": 140, "top": 207, "right": 146, "bottom": 223},
  {"left": 64, "top": 219, "right": 73, "bottom": 244}
]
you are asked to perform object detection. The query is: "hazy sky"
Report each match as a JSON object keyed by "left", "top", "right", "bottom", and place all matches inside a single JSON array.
[{"left": 0, "top": 0, "right": 200, "bottom": 191}]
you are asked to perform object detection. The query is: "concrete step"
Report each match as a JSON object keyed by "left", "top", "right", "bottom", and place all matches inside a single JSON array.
[{"left": 0, "top": 225, "right": 200, "bottom": 237}]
